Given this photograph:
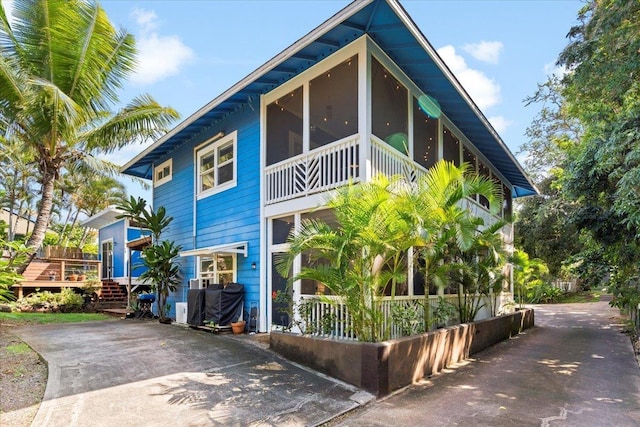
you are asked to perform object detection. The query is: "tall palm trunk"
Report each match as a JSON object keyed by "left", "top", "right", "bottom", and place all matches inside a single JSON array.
[{"left": 17, "top": 165, "right": 56, "bottom": 274}]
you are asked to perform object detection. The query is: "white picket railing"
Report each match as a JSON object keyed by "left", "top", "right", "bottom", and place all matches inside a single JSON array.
[
  {"left": 264, "top": 135, "right": 360, "bottom": 204},
  {"left": 291, "top": 293, "right": 514, "bottom": 341},
  {"left": 370, "top": 136, "right": 424, "bottom": 183}
]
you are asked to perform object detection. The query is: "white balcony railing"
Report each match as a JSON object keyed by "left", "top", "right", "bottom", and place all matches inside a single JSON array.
[
  {"left": 370, "top": 135, "right": 425, "bottom": 183},
  {"left": 264, "top": 135, "right": 360, "bottom": 205},
  {"left": 289, "top": 292, "right": 514, "bottom": 341},
  {"left": 264, "top": 135, "right": 512, "bottom": 239}
]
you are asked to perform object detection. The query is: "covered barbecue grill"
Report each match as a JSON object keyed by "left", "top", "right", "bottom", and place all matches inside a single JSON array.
[{"left": 187, "top": 283, "right": 244, "bottom": 327}]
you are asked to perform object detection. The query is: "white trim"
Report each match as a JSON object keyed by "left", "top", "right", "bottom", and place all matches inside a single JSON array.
[
  {"left": 179, "top": 241, "right": 248, "bottom": 258},
  {"left": 153, "top": 158, "right": 172, "bottom": 187},
  {"left": 195, "top": 131, "right": 237, "bottom": 200}
]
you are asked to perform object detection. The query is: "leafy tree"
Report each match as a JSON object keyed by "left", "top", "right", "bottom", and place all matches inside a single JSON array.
[
  {"left": 0, "top": 239, "right": 29, "bottom": 302},
  {"left": 138, "top": 240, "right": 182, "bottom": 320},
  {"left": 514, "top": 176, "right": 581, "bottom": 277},
  {"left": 279, "top": 174, "right": 423, "bottom": 342},
  {"left": 552, "top": 0, "right": 640, "bottom": 303},
  {"left": 280, "top": 161, "right": 504, "bottom": 342},
  {"left": 519, "top": 76, "right": 583, "bottom": 182},
  {"left": 116, "top": 196, "right": 181, "bottom": 320},
  {"left": 0, "top": 0, "right": 179, "bottom": 272},
  {"left": 510, "top": 249, "right": 550, "bottom": 308}
]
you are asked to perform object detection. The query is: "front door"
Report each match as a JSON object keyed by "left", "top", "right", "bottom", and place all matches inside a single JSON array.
[{"left": 101, "top": 240, "right": 113, "bottom": 279}]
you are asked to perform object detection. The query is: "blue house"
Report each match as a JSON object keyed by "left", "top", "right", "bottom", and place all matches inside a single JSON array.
[
  {"left": 82, "top": 206, "right": 150, "bottom": 289},
  {"left": 121, "top": 0, "right": 536, "bottom": 331}
]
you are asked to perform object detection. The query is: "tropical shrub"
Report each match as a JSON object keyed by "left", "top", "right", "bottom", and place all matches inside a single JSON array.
[
  {"left": 0, "top": 239, "right": 29, "bottom": 302},
  {"left": 280, "top": 160, "right": 506, "bottom": 342},
  {"left": 525, "top": 280, "right": 563, "bottom": 304},
  {"left": 15, "top": 288, "right": 84, "bottom": 312}
]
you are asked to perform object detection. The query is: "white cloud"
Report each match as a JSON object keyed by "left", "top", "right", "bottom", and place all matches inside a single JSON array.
[
  {"left": 461, "top": 41, "right": 503, "bottom": 64},
  {"left": 437, "top": 45, "right": 501, "bottom": 110},
  {"left": 131, "top": 8, "right": 158, "bottom": 33},
  {"left": 488, "top": 116, "right": 512, "bottom": 134},
  {"left": 128, "top": 8, "right": 194, "bottom": 85}
]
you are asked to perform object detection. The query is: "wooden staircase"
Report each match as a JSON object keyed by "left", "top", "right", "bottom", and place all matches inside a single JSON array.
[{"left": 98, "top": 281, "right": 128, "bottom": 308}]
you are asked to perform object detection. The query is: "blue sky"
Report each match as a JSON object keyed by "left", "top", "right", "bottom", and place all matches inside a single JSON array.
[{"left": 4, "top": 0, "right": 584, "bottom": 199}]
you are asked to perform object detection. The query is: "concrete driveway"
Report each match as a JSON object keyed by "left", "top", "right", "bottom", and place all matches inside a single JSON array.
[
  {"left": 16, "top": 321, "right": 371, "bottom": 427},
  {"left": 335, "top": 301, "right": 640, "bottom": 426}
]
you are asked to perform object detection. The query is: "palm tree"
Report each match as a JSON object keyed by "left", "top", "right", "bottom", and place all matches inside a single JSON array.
[
  {"left": 0, "top": 0, "right": 179, "bottom": 272},
  {"left": 279, "top": 175, "right": 424, "bottom": 342},
  {"left": 411, "top": 160, "right": 502, "bottom": 325}
]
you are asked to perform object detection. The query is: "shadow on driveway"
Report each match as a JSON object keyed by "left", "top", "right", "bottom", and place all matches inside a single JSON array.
[{"left": 16, "top": 321, "right": 371, "bottom": 426}]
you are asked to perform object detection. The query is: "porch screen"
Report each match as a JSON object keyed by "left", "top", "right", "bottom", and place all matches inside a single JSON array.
[
  {"left": 413, "top": 96, "right": 438, "bottom": 169},
  {"left": 266, "top": 87, "right": 303, "bottom": 166},
  {"left": 309, "top": 55, "right": 358, "bottom": 149},
  {"left": 442, "top": 126, "right": 460, "bottom": 166},
  {"left": 372, "top": 57, "right": 408, "bottom": 154}
]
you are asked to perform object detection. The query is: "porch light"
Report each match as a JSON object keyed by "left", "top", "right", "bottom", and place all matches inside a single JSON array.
[{"left": 251, "top": 262, "right": 257, "bottom": 270}]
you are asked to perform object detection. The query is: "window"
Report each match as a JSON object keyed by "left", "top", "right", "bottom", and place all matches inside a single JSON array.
[
  {"left": 266, "top": 87, "right": 303, "bottom": 166},
  {"left": 372, "top": 57, "right": 408, "bottom": 154},
  {"left": 272, "top": 215, "right": 294, "bottom": 245},
  {"left": 196, "top": 132, "right": 237, "bottom": 198},
  {"left": 200, "top": 254, "right": 236, "bottom": 285},
  {"left": 154, "top": 159, "right": 172, "bottom": 187},
  {"left": 413, "top": 97, "right": 438, "bottom": 169},
  {"left": 309, "top": 56, "right": 358, "bottom": 149}
]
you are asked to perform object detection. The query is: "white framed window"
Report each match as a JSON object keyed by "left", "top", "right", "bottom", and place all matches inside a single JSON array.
[
  {"left": 199, "top": 253, "right": 236, "bottom": 285},
  {"left": 154, "top": 158, "right": 172, "bottom": 187},
  {"left": 196, "top": 131, "right": 237, "bottom": 199}
]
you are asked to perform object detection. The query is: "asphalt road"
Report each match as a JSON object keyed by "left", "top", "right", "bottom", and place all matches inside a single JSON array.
[{"left": 335, "top": 301, "right": 640, "bottom": 426}]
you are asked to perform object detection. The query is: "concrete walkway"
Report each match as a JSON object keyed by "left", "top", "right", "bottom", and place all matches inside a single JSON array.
[
  {"left": 15, "top": 321, "right": 372, "bottom": 427},
  {"left": 335, "top": 301, "right": 640, "bottom": 426}
]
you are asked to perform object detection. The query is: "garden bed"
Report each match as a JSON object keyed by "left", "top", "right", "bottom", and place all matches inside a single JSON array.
[{"left": 271, "top": 308, "right": 534, "bottom": 397}]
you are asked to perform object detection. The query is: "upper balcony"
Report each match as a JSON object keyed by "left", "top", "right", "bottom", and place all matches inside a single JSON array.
[{"left": 264, "top": 134, "right": 513, "bottom": 242}]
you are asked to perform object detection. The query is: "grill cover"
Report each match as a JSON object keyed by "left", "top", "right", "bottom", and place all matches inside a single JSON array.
[
  {"left": 187, "top": 289, "right": 206, "bottom": 326},
  {"left": 204, "top": 283, "right": 244, "bottom": 326}
]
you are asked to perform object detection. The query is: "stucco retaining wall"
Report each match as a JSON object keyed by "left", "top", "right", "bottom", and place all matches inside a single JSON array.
[{"left": 270, "top": 308, "right": 534, "bottom": 397}]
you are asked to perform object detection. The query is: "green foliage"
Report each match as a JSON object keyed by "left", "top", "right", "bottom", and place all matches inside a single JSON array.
[
  {"left": 517, "top": 0, "right": 640, "bottom": 313},
  {"left": 0, "top": 0, "right": 179, "bottom": 269},
  {"left": 391, "top": 301, "right": 423, "bottom": 337},
  {"left": 117, "top": 196, "right": 181, "bottom": 320},
  {"left": 139, "top": 240, "right": 182, "bottom": 319},
  {"left": 14, "top": 288, "right": 84, "bottom": 312},
  {"left": 525, "top": 281, "right": 563, "bottom": 304},
  {"left": 432, "top": 297, "right": 458, "bottom": 327},
  {"left": 279, "top": 161, "right": 506, "bottom": 342},
  {"left": 511, "top": 249, "right": 550, "bottom": 308},
  {"left": 0, "top": 239, "right": 29, "bottom": 302}
]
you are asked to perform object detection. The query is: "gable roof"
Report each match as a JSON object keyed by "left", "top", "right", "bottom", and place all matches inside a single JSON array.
[{"left": 121, "top": 0, "right": 537, "bottom": 198}]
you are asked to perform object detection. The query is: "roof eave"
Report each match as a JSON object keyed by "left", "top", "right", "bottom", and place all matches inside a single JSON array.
[{"left": 121, "top": 0, "right": 374, "bottom": 177}]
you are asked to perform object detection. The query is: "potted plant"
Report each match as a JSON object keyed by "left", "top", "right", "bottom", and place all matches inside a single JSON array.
[
  {"left": 68, "top": 271, "right": 78, "bottom": 281},
  {"left": 231, "top": 318, "right": 246, "bottom": 334}
]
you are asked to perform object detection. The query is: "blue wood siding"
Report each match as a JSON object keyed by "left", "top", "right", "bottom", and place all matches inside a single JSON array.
[
  {"left": 153, "top": 106, "right": 261, "bottom": 319},
  {"left": 99, "top": 220, "right": 125, "bottom": 278}
]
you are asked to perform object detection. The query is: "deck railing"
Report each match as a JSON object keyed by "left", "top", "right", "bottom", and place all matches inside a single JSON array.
[
  {"left": 290, "top": 292, "right": 514, "bottom": 341},
  {"left": 265, "top": 135, "right": 360, "bottom": 204}
]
